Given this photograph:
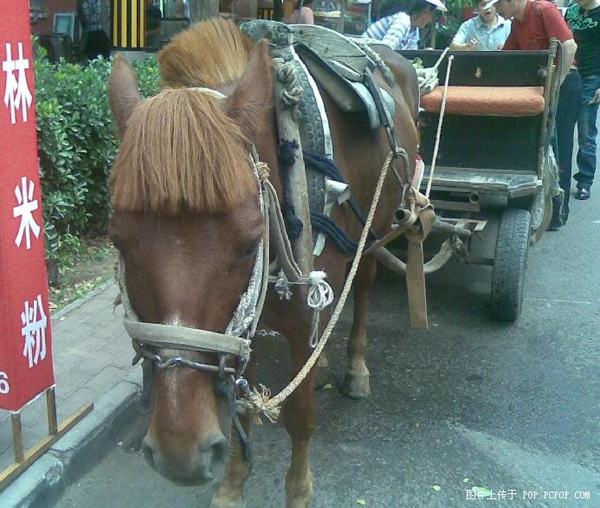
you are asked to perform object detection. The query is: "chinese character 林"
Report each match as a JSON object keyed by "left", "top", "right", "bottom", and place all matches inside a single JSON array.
[{"left": 3, "top": 41, "right": 32, "bottom": 124}]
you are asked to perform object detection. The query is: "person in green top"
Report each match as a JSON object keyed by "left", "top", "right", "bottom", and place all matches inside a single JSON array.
[{"left": 565, "top": 0, "right": 600, "bottom": 200}]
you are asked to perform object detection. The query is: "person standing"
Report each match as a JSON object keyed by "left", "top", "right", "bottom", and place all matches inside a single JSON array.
[
  {"left": 146, "top": 0, "right": 163, "bottom": 50},
  {"left": 450, "top": 0, "right": 512, "bottom": 50},
  {"left": 289, "top": 0, "right": 315, "bottom": 24},
  {"left": 362, "top": 0, "right": 448, "bottom": 50},
  {"left": 77, "top": 0, "right": 110, "bottom": 60},
  {"left": 486, "top": 0, "right": 578, "bottom": 229},
  {"left": 566, "top": 0, "right": 600, "bottom": 200}
]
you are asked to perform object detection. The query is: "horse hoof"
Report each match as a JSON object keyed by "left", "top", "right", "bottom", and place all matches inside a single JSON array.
[
  {"left": 286, "top": 469, "right": 313, "bottom": 508},
  {"left": 286, "top": 498, "right": 311, "bottom": 508},
  {"left": 341, "top": 372, "right": 371, "bottom": 399},
  {"left": 210, "top": 491, "right": 246, "bottom": 508},
  {"left": 314, "top": 364, "right": 330, "bottom": 390}
]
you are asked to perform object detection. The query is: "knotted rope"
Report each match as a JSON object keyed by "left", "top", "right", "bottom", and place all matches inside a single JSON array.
[
  {"left": 352, "top": 39, "right": 395, "bottom": 87},
  {"left": 247, "top": 150, "right": 397, "bottom": 422},
  {"left": 255, "top": 160, "right": 270, "bottom": 182},
  {"left": 276, "top": 62, "right": 303, "bottom": 123},
  {"left": 413, "top": 47, "right": 450, "bottom": 97}
]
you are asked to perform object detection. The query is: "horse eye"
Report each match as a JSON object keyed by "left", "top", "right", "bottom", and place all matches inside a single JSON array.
[
  {"left": 241, "top": 238, "right": 261, "bottom": 258},
  {"left": 109, "top": 233, "right": 128, "bottom": 254}
]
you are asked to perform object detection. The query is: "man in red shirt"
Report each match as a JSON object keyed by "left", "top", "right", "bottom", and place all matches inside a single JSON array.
[
  {"left": 486, "top": 0, "right": 577, "bottom": 81},
  {"left": 485, "top": 0, "right": 578, "bottom": 230}
]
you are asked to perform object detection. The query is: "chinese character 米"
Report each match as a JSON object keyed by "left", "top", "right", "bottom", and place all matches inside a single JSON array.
[{"left": 13, "top": 176, "right": 41, "bottom": 249}]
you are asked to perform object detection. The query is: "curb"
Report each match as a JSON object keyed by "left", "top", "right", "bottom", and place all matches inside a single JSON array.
[
  {"left": 51, "top": 279, "right": 116, "bottom": 322},
  {"left": 2, "top": 370, "right": 142, "bottom": 508}
]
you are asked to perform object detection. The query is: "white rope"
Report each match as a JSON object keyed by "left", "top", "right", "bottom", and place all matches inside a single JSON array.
[
  {"left": 271, "top": 269, "right": 335, "bottom": 348},
  {"left": 306, "top": 271, "right": 334, "bottom": 311},
  {"left": 426, "top": 55, "right": 454, "bottom": 199}
]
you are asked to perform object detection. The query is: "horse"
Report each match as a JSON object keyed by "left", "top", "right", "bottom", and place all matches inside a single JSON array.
[{"left": 107, "top": 18, "right": 419, "bottom": 508}]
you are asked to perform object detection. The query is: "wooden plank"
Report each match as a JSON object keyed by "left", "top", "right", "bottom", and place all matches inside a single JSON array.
[
  {"left": 46, "top": 388, "right": 58, "bottom": 435},
  {"left": 0, "top": 403, "right": 93, "bottom": 490},
  {"left": 425, "top": 166, "right": 537, "bottom": 176},
  {"left": 430, "top": 200, "right": 480, "bottom": 212},
  {"left": 397, "top": 49, "right": 549, "bottom": 87},
  {"left": 11, "top": 414, "right": 24, "bottom": 463},
  {"left": 272, "top": 63, "right": 315, "bottom": 278},
  {"left": 291, "top": 24, "right": 367, "bottom": 74}
]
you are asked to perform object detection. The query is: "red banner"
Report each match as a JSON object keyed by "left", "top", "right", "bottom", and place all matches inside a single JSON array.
[{"left": 0, "top": 2, "right": 55, "bottom": 412}]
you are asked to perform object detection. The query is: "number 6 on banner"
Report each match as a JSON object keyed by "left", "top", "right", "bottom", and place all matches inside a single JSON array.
[{"left": 0, "top": 372, "right": 10, "bottom": 394}]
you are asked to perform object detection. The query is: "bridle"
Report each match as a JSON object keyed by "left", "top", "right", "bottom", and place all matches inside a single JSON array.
[
  {"left": 116, "top": 91, "right": 271, "bottom": 459},
  {"left": 116, "top": 87, "right": 334, "bottom": 460}
]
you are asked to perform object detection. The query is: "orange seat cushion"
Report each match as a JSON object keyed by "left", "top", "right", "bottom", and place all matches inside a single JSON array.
[{"left": 421, "top": 86, "right": 545, "bottom": 116}]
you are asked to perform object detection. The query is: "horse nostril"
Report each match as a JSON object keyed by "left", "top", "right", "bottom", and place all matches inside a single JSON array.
[
  {"left": 210, "top": 437, "right": 228, "bottom": 465},
  {"left": 202, "top": 434, "right": 228, "bottom": 475}
]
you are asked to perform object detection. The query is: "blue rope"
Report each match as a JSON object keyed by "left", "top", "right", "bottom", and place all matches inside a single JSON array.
[
  {"left": 310, "top": 213, "right": 359, "bottom": 255},
  {"left": 276, "top": 142, "right": 377, "bottom": 256},
  {"left": 276, "top": 140, "right": 304, "bottom": 241},
  {"left": 303, "top": 151, "right": 379, "bottom": 241}
]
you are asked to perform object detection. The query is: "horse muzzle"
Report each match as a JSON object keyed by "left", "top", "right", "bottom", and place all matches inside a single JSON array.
[{"left": 141, "top": 433, "right": 229, "bottom": 486}]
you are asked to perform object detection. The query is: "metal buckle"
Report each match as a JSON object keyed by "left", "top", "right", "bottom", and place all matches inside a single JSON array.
[{"left": 219, "top": 355, "right": 228, "bottom": 379}]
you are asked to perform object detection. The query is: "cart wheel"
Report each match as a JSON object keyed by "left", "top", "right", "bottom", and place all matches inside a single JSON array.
[{"left": 491, "top": 208, "right": 532, "bottom": 321}]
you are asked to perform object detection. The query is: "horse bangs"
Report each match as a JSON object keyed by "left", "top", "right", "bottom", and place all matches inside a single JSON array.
[{"left": 110, "top": 88, "right": 256, "bottom": 214}]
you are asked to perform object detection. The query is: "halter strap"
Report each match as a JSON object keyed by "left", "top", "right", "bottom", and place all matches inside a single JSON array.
[{"left": 123, "top": 320, "right": 251, "bottom": 358}]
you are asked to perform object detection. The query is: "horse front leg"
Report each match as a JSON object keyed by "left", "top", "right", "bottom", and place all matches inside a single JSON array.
[
  {"left": 283, "top": 320, "right": 318, "bottom": 508},
  {"left": 210, "top": 371, "right": 253, "bottom": 508},
  {"left": 342, "top": 255, "right": 377, "bottom": 399},
  {"left": 209, "top": 412, "right": 251, "bottom": 508},
  {"left": 210, "top": 414, "right": 252, "bottom": 508}
]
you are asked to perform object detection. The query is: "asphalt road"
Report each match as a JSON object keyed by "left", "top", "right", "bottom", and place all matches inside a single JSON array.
[
  {"left": 59, "top": 116, "right": 600, "bottom": 508},
  {"left": 57, "top": 182, "right": 600, "bottom": 508}
]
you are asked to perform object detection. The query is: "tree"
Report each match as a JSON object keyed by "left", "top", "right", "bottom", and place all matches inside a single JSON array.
[{"left": 189, "top": 0, "right": 220, "bottom": 23}]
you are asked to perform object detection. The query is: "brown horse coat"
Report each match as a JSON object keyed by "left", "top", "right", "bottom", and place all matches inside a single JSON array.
[{"left": 108, "top": 19, "right": 419, "bottom": 507}]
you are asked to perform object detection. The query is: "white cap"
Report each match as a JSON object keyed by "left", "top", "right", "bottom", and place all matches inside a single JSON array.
[
  {"left": 426, "top": 0, "right": 448, "bottom": 11},
  {"left": 483, "top": 0, "right": 500, "bottom": 10}
]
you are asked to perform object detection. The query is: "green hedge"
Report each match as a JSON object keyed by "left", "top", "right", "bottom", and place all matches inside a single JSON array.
[{"left": 34, "top": 52, "right": 159, "bottom": 283}]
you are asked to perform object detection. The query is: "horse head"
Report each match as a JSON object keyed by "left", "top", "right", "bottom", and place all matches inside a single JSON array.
[{"left": 107, "top": 28, "right": 272, "bottom": 486}]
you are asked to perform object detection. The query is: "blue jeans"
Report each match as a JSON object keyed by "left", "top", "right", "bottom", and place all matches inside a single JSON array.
[
  {"left": 552, "top": 70, "right": 582, "bottom": 225},
  {"left": 574, "top": 74, "right": 600, "bottom": 188}
]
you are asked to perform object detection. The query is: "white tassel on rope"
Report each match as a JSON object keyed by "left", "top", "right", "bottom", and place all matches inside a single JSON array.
[
  {"left": 270, "top": 269, "right": 334, "bottom": 347},
  {"left": 306, "top": 271, "right": 334, "bottom": 348},
  {"left": 306, "top": 271, "right": 334, "bottom": 311}
]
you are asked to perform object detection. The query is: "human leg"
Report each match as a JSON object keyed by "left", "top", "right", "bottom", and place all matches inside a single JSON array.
[
  {"left": 574, "top": 74, "right": 600, "bottom": 195},
  {"left": 552, "top": 70, "right": 582, "bottom": 225}
]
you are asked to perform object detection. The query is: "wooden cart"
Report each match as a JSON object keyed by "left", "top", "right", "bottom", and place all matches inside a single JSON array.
[{"left": 391, "top": 45, "right": 561, "bottom": 321}]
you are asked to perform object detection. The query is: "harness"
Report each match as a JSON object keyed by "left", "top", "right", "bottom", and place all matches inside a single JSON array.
[
  {"left": 115, "top": 22, "right": 436, "bottom": 460},
  {"left": 116, "top": 120, "right": 333, "bottom": 457}
]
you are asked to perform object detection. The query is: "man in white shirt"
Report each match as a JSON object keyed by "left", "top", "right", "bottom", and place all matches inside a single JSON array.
[{"left": 450, "top": 0, "right": 512, "bottom": 50}]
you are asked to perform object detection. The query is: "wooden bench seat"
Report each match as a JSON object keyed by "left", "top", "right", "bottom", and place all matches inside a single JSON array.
[{"left": 421, "top": 86, "right": 546, "bottom": 117}]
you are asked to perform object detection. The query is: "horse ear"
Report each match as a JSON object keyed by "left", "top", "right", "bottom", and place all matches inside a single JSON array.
[
  {"left": 109, "top": 54, "right": 142, "bottom": 140},
  {"left": 225, "top": 40, "right": 273, "bottom": 140}
]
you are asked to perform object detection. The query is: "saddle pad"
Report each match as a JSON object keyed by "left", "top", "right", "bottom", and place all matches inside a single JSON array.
[{"left": 421, "top": 86, "right": 545, "bottom": 117}]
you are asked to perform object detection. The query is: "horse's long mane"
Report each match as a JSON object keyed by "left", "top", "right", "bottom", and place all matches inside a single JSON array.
[
  {"left": 159, "top": 19, "right": 255, "bottom": 89},
  {"left": 111, "top": 19, "right": 258, "bottom": 214}
]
